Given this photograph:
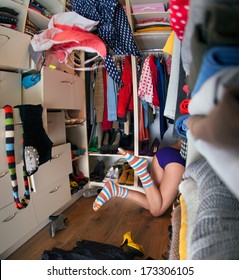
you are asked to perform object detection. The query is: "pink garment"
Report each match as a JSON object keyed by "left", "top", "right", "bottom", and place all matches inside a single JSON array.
[
  {"left": 138, "top": 56, "right": 154, "bottom": 105},
  {"left": 169, "top": 0, "right": 190, "bottom": 41},
  {"left": 31, "top": 24, "right": 106, "bottom": 63}
]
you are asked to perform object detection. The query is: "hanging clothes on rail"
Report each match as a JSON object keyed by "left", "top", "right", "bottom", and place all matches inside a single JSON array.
[{"left": 72, "top": 0, "right": 140, "bottom": 86}]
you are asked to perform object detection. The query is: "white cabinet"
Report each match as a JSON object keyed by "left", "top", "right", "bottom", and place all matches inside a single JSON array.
[
  {"left": 0, "top": 27, "right": 31, "bottom": 70},
  {"left": 0, "top": 199, "right": 38, "bottom": 256},
  {"left": 22, "top": 67, "right": 85, "bottom": 110},
  {"left": 0, "top": 71, "right": 22, "bottom": 107}
]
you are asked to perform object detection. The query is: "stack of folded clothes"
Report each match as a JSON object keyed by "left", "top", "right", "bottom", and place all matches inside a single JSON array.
[
  {"left": 25, "top": 18, "right": 40, "bottom": 36},
  {"left": 29, "top": 0, "right": 53, "bottom": 19},
  {"left": 0, "top": 7, "right": 19, "bottom": 30},
  {"left": 134, "top": 17, "right": 171, "bottom": 33}
]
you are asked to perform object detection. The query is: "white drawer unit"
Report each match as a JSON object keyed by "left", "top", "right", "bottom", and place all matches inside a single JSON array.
[
  {"left": 23, "top": 67, "right": 85, "bottom": 110},
  {"left": 31, "top": 143, "right": 72, "bottom": 191},
  {"left": 0, "top": 200, "right": 38, "bottom": 256},
  {"left": 0, "top": 71, "right": 22, "bottom": 107},
  {"left": 47, "top": 111, "right": 66, "bottom": 146},
  {"left": 0, "top": 27, "right": 31, "bottom": 70},
  {"left": 32, "top": 176, "right": 71, "bottom": 223},
  {"left": 0, "top": 163, "right": 27, "bottom": 210}
]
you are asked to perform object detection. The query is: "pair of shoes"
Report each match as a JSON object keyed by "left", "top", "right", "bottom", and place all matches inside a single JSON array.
[
  {"left": 118, "top": 164, "right": 134, "bottom": 186},
  {"left": 109, "top": 129, "right": 122, "bottom": 154},
  {"left": 83, "top": 186, "right": 102, "bottom": 198},
  {"left": 120, "top": 133, "right": 134, "bottom": 151},
  {"left": 139, "top": 138, "right": 160, "bottom": 156},
  {"left": 49, "top": 214, "right": 67, "bottom": 238},
  {"left": 103, "top": 167, "right": 119, "bottom": 183},
  {"left": 120, "top": 231, "right": 144, "bottom": 257},
  {"left": 90, "top": 160, "right": 105, "bottom": 182},
  {"left": 100, "top": 130, "right": 111, "bottom": 154},
  {"left": 100, "top": 129, "right": 122, "bottom": 154}
]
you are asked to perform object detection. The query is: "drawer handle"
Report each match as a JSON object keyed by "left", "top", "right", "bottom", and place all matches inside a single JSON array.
[
  {"left": 52, "top": 154, "right": 61, "bottom": 160},
  {"left": 61, "top": 81, "right": 73, "bottom": 85},
  {"left": 2, "top": 212, "right": 18, "bottom": 223},
  {"left": 0, "top": 171, "right": 8, "bottom": 178},
  {"left": 0, "top": 34, "right": 10, "bottom": 40},
  {"left": 49, "top": 185, "right": 61, "bottom": 194}
]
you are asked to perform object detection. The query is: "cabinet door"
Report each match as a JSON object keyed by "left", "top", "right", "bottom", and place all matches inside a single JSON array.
[
  {"left": 0, "top": 27, "right": 31, "bottom": 70},
  {"left": 42, "top": 67, "right": 84, "bottom": 110},
  {"left": 0, "top": 200, "right": 38, "bottom": 256},
  {"left": 0, "top": 71, "right": 22, "bottom": 107},
  {"left": 32, "top": 176, "right": 71, "bottom": 223}
]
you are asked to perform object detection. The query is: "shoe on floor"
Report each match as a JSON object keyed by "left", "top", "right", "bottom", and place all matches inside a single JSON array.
[{"left": 83, "top": 187, "right": 102, "bottom": 198}]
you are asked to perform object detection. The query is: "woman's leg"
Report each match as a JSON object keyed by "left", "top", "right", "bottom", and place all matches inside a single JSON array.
[{"left": 117, "top": 148, "right": 184, "bottom": 217}]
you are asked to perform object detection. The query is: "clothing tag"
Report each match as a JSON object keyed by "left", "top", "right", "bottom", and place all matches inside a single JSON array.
[{"left": 24, "top": 146, "right": 40, "bottom": 175}]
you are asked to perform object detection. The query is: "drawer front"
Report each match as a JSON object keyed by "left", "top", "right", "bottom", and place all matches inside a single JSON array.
[
  {"left": 43, "top": 67, "right": 84, "bottom": 110},
  {"left": 0, "top": 71, "right": 22, "bottom": 107},
  {"left": 47, "top": 111, "right": 66, "bottom": 146},
  {"left": 0, "top": 164, "right": 27, "bottom": 210},
  {"left": 0, "top": 200, "right": 38, "bottom": 255},
  {"left": 32, "top": 143, "right": 72, "bottom": 191},
  {"left": 32, "top": 176, "right": 71, "bottom": 223},
  {"left": 0, "top": 27, "right": 31, "bottom": 70},
  {"left": 0, "top": 109, "right": 23, "bottom": 174}
]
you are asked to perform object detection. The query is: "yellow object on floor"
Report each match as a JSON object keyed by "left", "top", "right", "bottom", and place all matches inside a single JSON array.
[{"left": 120, "top": 231, "right": 144, "bottom": 257}]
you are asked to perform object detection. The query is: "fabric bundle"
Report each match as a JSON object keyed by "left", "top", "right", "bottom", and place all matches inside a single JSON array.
[
  {"left": 72, "top": 0, "right": 140, "bottom": 86},
  {"left": 0, "top": 7, "right": 19, "bottom": 30},
  {"left": 183, "top": 157, "right": 239, "bottom": 259},
  {"left": 175, "top": 114, "right": 189, "bottom": 139}
]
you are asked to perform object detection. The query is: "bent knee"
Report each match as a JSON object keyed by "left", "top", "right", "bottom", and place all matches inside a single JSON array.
[{"left": 149, "top": 207, "right": 166, "bottom": 217}]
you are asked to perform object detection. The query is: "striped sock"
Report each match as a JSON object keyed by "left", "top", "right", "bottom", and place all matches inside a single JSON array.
[
  {"left": 93, "top": 181, "right": 128, "bottom": 211},
  {"left": 118, "top": 147, "right": 153, "bottom": 188},
  {"left": 4, "top": 105, "right": 30, "bottom": 209}
]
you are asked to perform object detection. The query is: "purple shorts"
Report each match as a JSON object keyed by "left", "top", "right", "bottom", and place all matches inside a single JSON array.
[{"left": 155, "top": 147, "right": 186, "bottom": 169}]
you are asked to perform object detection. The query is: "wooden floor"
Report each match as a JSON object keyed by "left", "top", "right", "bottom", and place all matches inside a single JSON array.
[{"left": 7, "top": 195, "right": 171, "bottom": 260}]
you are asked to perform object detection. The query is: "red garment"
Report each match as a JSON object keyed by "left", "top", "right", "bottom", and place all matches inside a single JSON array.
[
  {"left": 169, "top": 0, "right": 190, "bottom": 41},
  {"left": 117, "top": 55, "right": 133, "bottom": 119},
  {"left": 101, "top": 68, "right": 112, "bottom": 131},
  {"left": 149, "top": 55, "right": 160, "bottom": 108},
  {"left": 48, "top": 24, "right": 106, "bottom": 62}
]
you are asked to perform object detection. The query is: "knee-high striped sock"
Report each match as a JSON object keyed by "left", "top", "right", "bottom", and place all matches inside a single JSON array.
[
  {"left": 4, "top": 105, "right": 30, "bottom": 209},
  {"left": 93, "top": 181, "right": 128, "bottom": 211},
  {"left": 118, "top": 147, "right": 153, "bottom": 188}
]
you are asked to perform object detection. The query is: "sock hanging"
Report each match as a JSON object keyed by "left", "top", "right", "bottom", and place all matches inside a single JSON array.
[
  {"left": 15, "top": 104, "right": 53, "bottom": 175},
  {"left": 93, "top": 181, "right": 128, "bottom": 211},
  {"left": 4, "top": 105, "right": 30, "bottom": 209},
  {"left": 118, "top": 147, "right": 153, "bottom": 188}
]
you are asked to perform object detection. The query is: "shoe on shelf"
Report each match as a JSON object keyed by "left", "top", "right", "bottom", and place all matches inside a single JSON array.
[
  {"left": 111, "top": 167, "right": 119, "bottom": 183},
  {"left": 100, "top": 130, "right": 111, "bottom": 154},
  {"left": 147, "top": 137, "right": 160, "bottom": 156},
  {"left": 90, "top": 159, "right": 100, "bottom": 181},
  {"left": 103, "top": 166, "right": 114, "bottom": 183},
  {"left": 125, "top": 169, "right": 134, "bottom": 186},
  {"left": 94, "top": 160, "right": 105, "bottom": 182},
  {"left": 109, "top": 128, "right": 122, "bottom": 154},
  {"left": 118, "top": 169, "right": 129, "bottom": 185}
]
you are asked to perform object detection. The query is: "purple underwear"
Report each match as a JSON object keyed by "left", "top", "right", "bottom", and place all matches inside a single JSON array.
[{"left": 155, "top": 147, "right": 186, "bottom": 169}]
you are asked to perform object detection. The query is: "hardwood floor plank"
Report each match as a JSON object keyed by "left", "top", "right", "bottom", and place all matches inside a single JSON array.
[{"left": 7, "top": 196, "right": 171, "bottom": 260}]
